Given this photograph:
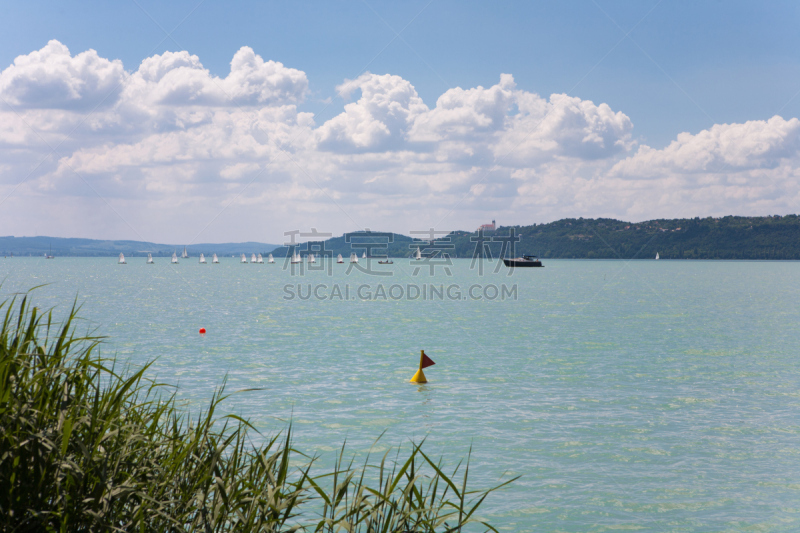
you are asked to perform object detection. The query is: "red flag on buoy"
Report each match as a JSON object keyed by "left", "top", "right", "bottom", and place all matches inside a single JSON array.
[{"left": 421, "top": 350, "right": 435, "bottom": 368}]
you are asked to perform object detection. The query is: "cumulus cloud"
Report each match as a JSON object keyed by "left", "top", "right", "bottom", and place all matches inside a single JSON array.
[
  {"left": 223, "top": 47, "right": 308, "bottom": 106},
  {"left": 55, "top": 106, "right": 314, "bottom": 180},
  {"left": 316, "top": 72, "right": 428, "bottom": 152},
  {"left": 2, "top": 40, "right": 800, "bottom": 243},
  {"left": 410, "top": 73, "right": 517, "bottom": 142},
  {"left": 495, "top": 91, "right": 634, "bottom": 165},
  {"left": 0, "top": 40, "right": 125, "bottom": 110},
  {"left": 123, "top": 47, "right": 308, "bottom": 110},
  {"left": 611, "top": 116, "right": 800, "bottom": 177}
]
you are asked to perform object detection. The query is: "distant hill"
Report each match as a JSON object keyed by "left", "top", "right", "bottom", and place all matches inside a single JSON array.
[
  {"left": 269, "top": 215, "right": 800, "bottom": 260},
  {"left": 0, "top": 237, "right": 279, "bottom": 257},
  {"left": 268, "top": 231, "right": 420, "bottom": 259},
  {"left": 443, "top": 215, "right": 800, "bottom": 260}
]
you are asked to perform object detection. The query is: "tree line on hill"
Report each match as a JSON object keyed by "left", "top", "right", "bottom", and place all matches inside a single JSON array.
[
  {"left": 271, "top": 215, "right": 800, "bottom": 260},
  {"left": 461, "top": 215, "right": 800, "bottom": 260}
]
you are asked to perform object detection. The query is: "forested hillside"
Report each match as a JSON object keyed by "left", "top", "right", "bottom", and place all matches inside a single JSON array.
[{"left": 444, "top": 215, "right": 800, "bottom": 260}]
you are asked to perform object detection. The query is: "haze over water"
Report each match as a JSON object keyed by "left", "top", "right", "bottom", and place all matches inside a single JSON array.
[{"left": 2, "top": 257, "right": 799, "bottom": 532}]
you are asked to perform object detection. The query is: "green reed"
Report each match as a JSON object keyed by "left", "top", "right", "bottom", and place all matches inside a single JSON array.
[{"left": 0, "top": 291, "right": 514, "bottom": 532}]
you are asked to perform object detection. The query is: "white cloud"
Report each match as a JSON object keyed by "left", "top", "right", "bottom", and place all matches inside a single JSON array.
[
  {"left": 2, "top": 41, "right": 800, "bottom": 243},
  {"left": 495, "top": 91, "right": 635, "bottom": 165},
  {"left": 611, "top": 116, "right": 800, "bottom": 177},
  {"left": 316, "top": 72, "right": 428, "bottom": 152},
  {"left": 224, "top": 47, "right": 308, "bottom": 106},
  {"left": 220, "top": 162, "right": 260, "bottom": 181},
  {"left": 122, "top": 47, "right": 308, "bottom": 110},
  {"left": 410, "top": 73, "right": 516, "bottom": 142},
  {"left": 0, "top": 40, "right": 125, "bottom": 110}
]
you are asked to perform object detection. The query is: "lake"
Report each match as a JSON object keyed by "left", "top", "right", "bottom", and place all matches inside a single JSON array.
[{"left": 2, "top": 256, "right": 799, "bottom": 532}]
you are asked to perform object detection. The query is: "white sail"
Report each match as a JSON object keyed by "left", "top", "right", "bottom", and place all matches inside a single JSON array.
[
  {"left": 655, "top": 252, "right": 660, "bottom": 260},
  {"left": 309, "top": 253, "right": 316, "bottom": 263},
  {"left": 268, "top": 254, "right": 274, "bottom": 263},
  {"left": 251, "top": 253, "right": 257, "bottom": 263},
  {"left": 257, "top": 253, "right": 264, "bottom": 263},
  {"left": 212, "top": 253, "right": 219, "bottom": 263},
  {"left": 172, "top": 252, "right": 178, "bottom": 264},
  {"left": 241, "top": 253, "right": 247, "bottom": 263},
  {"left": 199, "top": 253, "right": 206, "bottom": 264},
  {"left": 118, "top": 253, "right": 126, "bottom": 264},
  {"left": 337, "top": 254, "right": 343, "bottom": 263},
  {"left": 182, "top": 246, "right": 188, "bottom": 259},
  {"left": 415, "top": 247, "right": 421, "bottom": 260},
  {"left": 291, "top": 250, "right": 301, "bottom": 264},
  {"left": 147, "top": 253, "right": 154, "bottom": 264},
  {"left": 350, "top": 252, "right": 358, "bottom": 264},
  {"left": 362, "top": 251, "right": 367, "bottom": 258}
]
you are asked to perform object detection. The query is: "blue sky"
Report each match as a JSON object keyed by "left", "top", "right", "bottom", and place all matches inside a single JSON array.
[{"left": 1, "top": 1, "right": 800, "bottom": 242}]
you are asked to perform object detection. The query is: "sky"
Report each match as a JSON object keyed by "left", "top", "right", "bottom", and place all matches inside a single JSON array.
[{"left": 2, "top": 1, "right": 800, "bottom": 244}]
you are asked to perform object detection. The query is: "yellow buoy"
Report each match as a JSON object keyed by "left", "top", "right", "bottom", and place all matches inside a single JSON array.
[
  {"left": 410, "top": 368, "right": 427, "bottom": 383},
  {"left": 410, "top": 350, "right": 435, "bottom": 383}
]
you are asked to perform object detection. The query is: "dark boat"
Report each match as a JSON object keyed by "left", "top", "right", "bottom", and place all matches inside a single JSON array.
[
  {"left": 378, "top": 260, "right": 394, "bottom": 264},
  {"left": 503, "top": 255, "right": 543, "bottom": 267}
]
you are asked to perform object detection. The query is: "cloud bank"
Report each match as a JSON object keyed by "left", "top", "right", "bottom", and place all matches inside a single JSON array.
[{"left": 1, "top": 40, "right": 798, "bottom": 242}]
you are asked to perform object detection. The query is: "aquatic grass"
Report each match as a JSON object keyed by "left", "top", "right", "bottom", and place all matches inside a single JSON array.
[
  {"left": 0, "top": 290, "right": 513, "bottom": 532},
  {"left": 308, "top": 440, "right": 516, "bottom": 532}
]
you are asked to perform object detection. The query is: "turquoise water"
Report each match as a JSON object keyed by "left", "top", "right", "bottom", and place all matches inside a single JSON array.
[{"left": 2, "top": 257, "right": 800, "bottom": 531}]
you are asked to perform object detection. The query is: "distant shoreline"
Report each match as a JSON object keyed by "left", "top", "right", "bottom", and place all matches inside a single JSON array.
[
  {"left": 5, "top": 256, "right": 800, "bottom": 262},
  {"left": 4, "top": 214, "right": 800, "bottom": 260}
]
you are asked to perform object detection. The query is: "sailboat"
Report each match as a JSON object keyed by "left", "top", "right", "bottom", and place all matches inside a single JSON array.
[
  {"left": 291, "top": 250, "right": 301, "bottom": 264},
  {"left": 118, "top": 253, "right": 126, "bottom": 264},
  {"left": 212, "top": 253, "right": 219, "bottom": 264},
  {"left": 267, "top": 254, "right": 274, "bottom": 264},
  {"left": 172, "top": 252, "right": 178, "bottom": 264},
  {"left": 350, "top": 252, "right": 358, "bottom": 264},
  {"left": 199, "top": 253, "right": 206, "bottom": 264},
  {"left": 182, "top": 246, "right": 189, "bottom": 259},
  {"left": 362, "top": 251, "right": 367, "bottom": 259},
  {"left": 46, "top": 243, "right": 54, "bottom": 259},
  {"left": 257, "top": 254, "right": 264, "bottom": 264},
  {"left": 241, "top": 253, "right": 248, "bottom": 263},
  {"left": 147, "top": 253, "right": 154, "bottom": 264},
  {"left": 337, "top": 254, "right": 344, "bottom": 264},
  {"left": 251, "top": 253, "right": 257, "bottom": 263},
  {"left": 655, "top": 252, "right": 660, "bottom": 260},
  {"left": 308, "top": 253, "right": 316, "bottom": 263},
  {"left": 415, "top": 247, "right": 422, "bottom": 260}
]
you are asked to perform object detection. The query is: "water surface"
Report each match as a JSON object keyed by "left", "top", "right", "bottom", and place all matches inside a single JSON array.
[{"left": 2, "top": 257, "right": 799, "bottom": 531}]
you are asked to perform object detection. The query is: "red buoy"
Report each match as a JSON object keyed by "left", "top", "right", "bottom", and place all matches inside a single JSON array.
[{"left": 199, "top": 327, "right": 206, "bottom": 334}]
